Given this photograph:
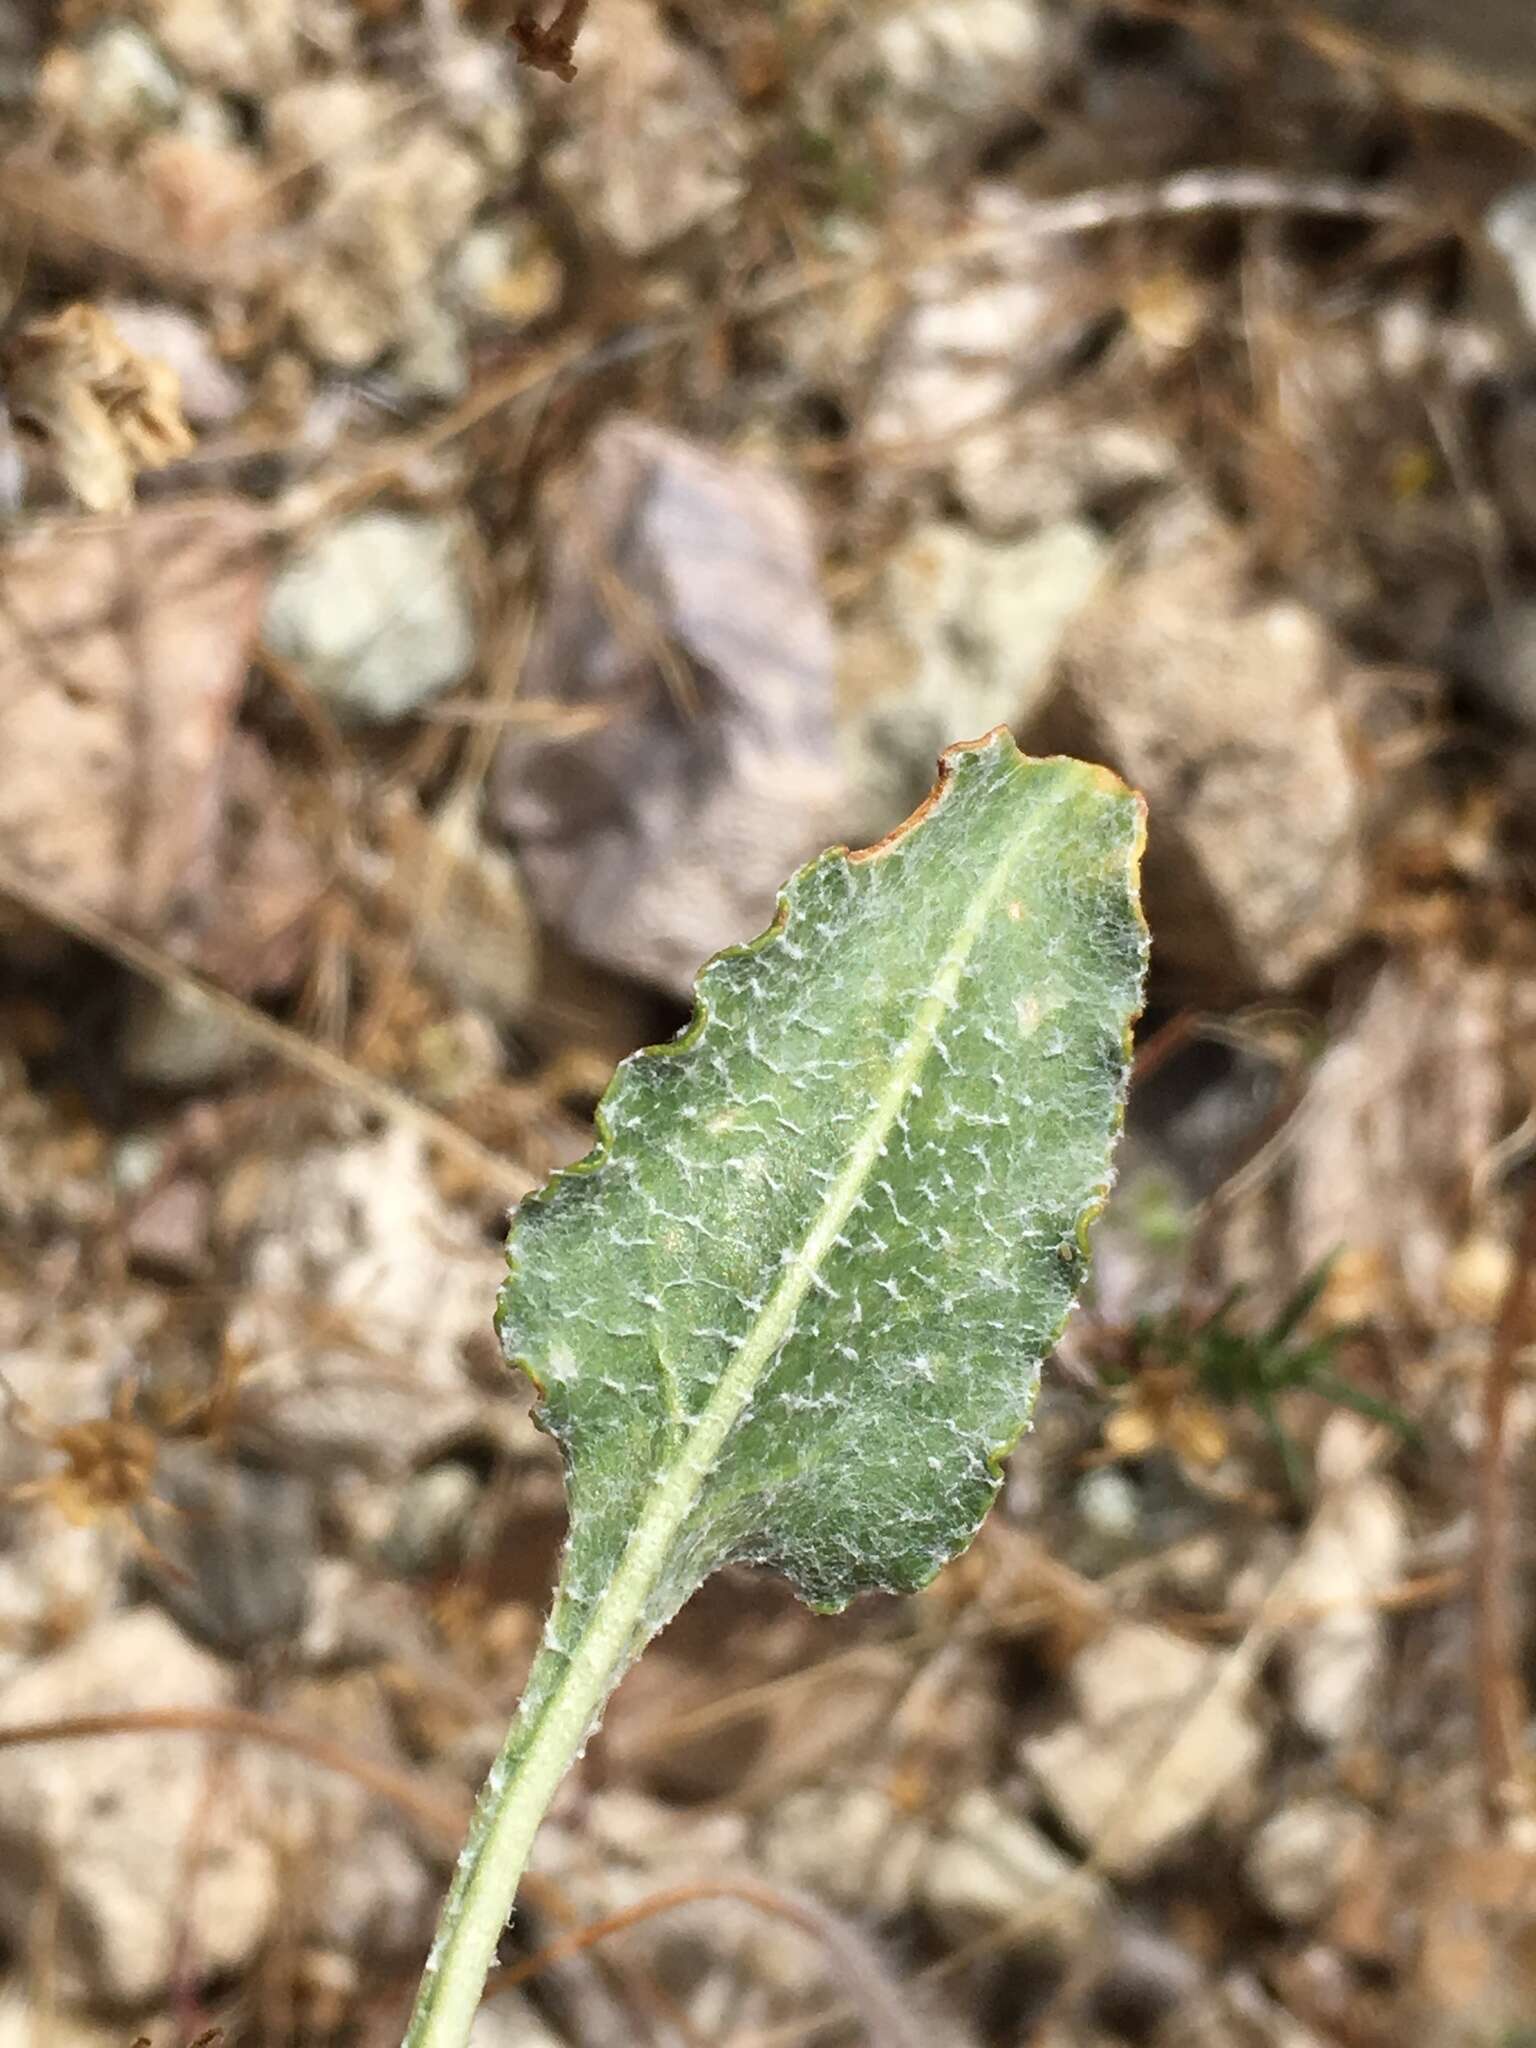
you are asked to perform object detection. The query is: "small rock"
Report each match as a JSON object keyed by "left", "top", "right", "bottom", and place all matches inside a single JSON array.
[
  {"left": 136, "top": 1448, "right": 314, "bottom": 1654},
  {"left": 470, "top": 1991, "right": 569, "bottom": 2048},
  {"left": 582, "top": 1786, "right": 749, "bottom": 1872},
  {"left": 373, "top": 795, "right": 538, "bottom": 1026},
  {"left": 0, "top": 1608, "right": 277, "bottom": 2005},
  {"left": 389, "top": 297, "right": 469, "bottom": 401},
  {"left": 759, "top": 1784, "right": 927, "bottom": 1917},
  {"left": 1022, "top": 1621, "right": 1265, "bottom": 1877},
  {"left": 413, "top": 1009, "right": 505, "bottom": 1108},
  {"left": 263, "top": 513, "right": 475, "bottom": 723},
  {"left": 381, "top": 1459, "right": 481, "bottom": 1578},
  {"left": 0, "top": 1981, "right": 125, "bottom": 2048},
  {"left": 953, "top": 401, "right": 1178, "bottom": 538},
  {"left": 143, "top": 0, "right": 297, "bottom": 92},
  {"left": 427, "top": 27, "right": 528, "bottom": 171},
  {"left": 534, "top": 1790, "right": 777, "bottom": 2017},
  {"left": 252, "top": 1668, "right": 436, "bottom": 1958},
  {"left": 1246, "top": 1798, "right": 1373, "bottom": 1925},
  {"left": 62, "top": 22, "right": 182, "bottom": 142},
  {"left": 99, "top": 300, "right": 247, "bottom": 426},
  {"left": 269, "top": 85, "right": 486, "bottom": 370},
  {"left": 125, "top": 1174, "right": 212, "bottom": 1279},
  {"left": 867, "top": 188, "right": 1104, "bottom": 447},
  {"left": 136, "top": 128, "right": 277, "bottom": 264},
  {"left": 1442, "top": 1233, "right": 1516, "bottom": 1323},
  {"left": 0, "top": 1521, "right": 122, "bottom": 1691},
  {"left": 0, "top": 501, "right": 268, "bottom": 967},
  {"left": 229, "top": 1126, "right": 498, "bottom": 1472},
  {"left": 306, "top": 1816, "right": 438, "bottom": 1960},
  {"left": 1088, "top": 1922, "right": 1204, "bottom": 2039},
  {"left": 1032, "top": 512, "right": 1363, "bottom": 998},
  {"left": 1287, "top": 955, "right": 1505, "bottom": 1320},
  {"left": 1283, "top": 1419, "right": 1408, "bottom": 1748},
  {"left": 865, "top": 0, "right": 1056, "bottom": 171},
  {"left": 1454, "top": 600, "right": 1536, "bottom": 735},
  {"left": 451, "top": 220, "right": 563, "bottom": 329},
  {"left": 919, "top": 1787, "right": 1103, "bottom": 1950},
  {"left": 119, "top": 981, "right": 254, "bottom": 1089},
  {"left": 1074, "top": 1465, "right": 1143, "bottom": 1546},
  {"left": 544, "top": 0, "right": 743, "bottom": 255},
  {"left": 493, "top": 418, "right": 843, "bottom": 998},
  {"left": 838, "top": 517, "right": 1108, "bottom": 843}
]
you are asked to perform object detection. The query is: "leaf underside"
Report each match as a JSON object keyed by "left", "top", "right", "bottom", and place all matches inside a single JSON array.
[{"left": 497, "top": 730, "right": 1147, "bottom": 1640}]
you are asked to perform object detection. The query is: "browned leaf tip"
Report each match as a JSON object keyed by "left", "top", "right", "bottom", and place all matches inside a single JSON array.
[{"left": 510, "top": 0, "right": 589, "bottom": 81}]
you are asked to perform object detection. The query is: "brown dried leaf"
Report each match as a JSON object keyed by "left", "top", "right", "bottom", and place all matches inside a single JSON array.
[{"left": 2, "top": 303, "right": 194, "bottom": 513}]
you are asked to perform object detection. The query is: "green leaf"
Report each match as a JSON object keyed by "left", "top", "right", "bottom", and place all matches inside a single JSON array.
[
  {"left": 404, "top": 729, "right": 1146, "bottom": 2048},
  {"left": 501, "top": 727, "right": 1146, "bottom": 1628}
]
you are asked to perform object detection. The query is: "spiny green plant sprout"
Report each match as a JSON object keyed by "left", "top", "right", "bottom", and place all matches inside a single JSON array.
[
  {"left": 1130, "top": 1260, "right": 1420, "bottom": 1501},
  {"left": 402, "top": 730, "right": 1148, "bottom": 2048}
]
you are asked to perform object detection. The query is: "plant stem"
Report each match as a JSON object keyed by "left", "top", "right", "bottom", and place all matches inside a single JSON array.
[
  {"left": 402, "top": 1290, "right": 781, "bottom": 2048},
  {"left": 400, "top": 1625, "right": 594, "bottom": 2048}
]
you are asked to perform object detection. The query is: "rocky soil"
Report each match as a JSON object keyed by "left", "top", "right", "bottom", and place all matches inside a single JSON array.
[{"left": 3, "top": 3, "right": 1536, "bottom": 2047}]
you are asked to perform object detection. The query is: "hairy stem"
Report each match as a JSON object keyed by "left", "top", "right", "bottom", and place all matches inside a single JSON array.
[{"left": 400, "top": 1575, "right": 648, "bottom": 2048}]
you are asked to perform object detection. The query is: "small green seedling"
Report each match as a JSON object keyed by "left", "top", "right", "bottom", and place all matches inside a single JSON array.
[
  {"left": 402, "top": 730, "right": 1148, "bottom": 2048},
  {"left": 1130, "top": 1260, "right": 1419, "bottom": 1500}
]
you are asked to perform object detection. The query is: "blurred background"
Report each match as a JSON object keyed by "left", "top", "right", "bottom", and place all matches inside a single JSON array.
[{"left": 3, "top": 1, "right": 1536, "bottom": 2044}]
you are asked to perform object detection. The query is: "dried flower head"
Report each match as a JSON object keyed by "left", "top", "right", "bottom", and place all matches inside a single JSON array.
[{"left": 3, "top": 1373, "right": 189, "bottom": 1580}]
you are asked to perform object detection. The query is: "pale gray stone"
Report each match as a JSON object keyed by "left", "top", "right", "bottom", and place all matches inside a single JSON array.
[
  {"left": 1246, "top": 1797, "right": 1373, "bottom": 1925},
  {"left": 493, "top": 418, "right": 842, "bottom": 998},
  {"left": 264, "top": 513, "right": 475, "bottom": 722},
  {"left": 919, "top": 1788, "right": 1104, "bottom": 1949},
  {"left": 839, "top": 517, "right": 1108, "bottom": 844},
  {"left": 0, "top": 1610, "right": 278, "bottom": 2004},
  {"left": 1022, "top": 1622, "right": 1265, "bottom": 1877}
]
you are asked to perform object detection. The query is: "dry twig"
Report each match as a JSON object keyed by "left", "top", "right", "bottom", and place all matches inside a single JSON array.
[
  {"left": 1474, "top": 1176, "right": 1536, "bottom": 1829},
  {"left": 487, "top": 1876, "right": 928, "bottom": 2048},
  {"left": 0, "top": 852, "right": 533, "bottom": 1204}
]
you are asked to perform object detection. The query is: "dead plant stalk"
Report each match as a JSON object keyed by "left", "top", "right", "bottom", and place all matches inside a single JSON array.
[{"left": 1475, "top": 1175, "right": 1536, "bottom": 1829}]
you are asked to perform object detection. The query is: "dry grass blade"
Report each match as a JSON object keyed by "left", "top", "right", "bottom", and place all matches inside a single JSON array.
[
  {"left": 487, "top": 1876, "right": 929, "bottom": 2048},
  {"left": 1475, "top": 1176, "right": 1536, "bottom": 1830},
  {"left": 0, "top": 853, "right": 533, "bottom": 1203},
  {"left": 0, "top": 1707, "right": 469, "bottom": 1847}
]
